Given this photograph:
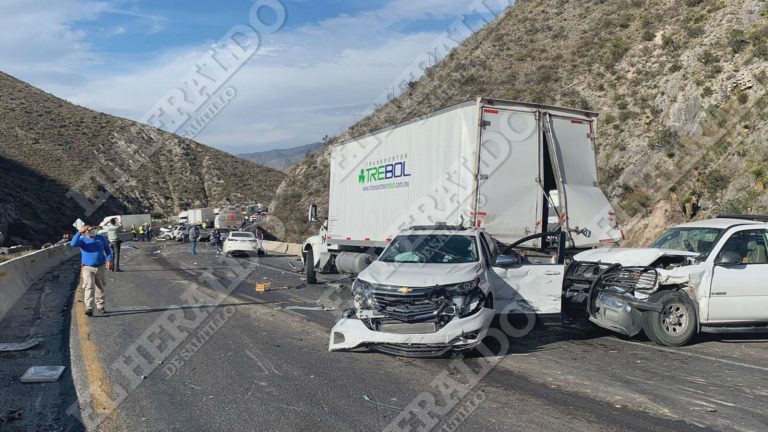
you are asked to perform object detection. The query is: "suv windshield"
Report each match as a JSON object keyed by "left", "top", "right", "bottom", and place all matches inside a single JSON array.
[
  {"left": 379, "top": 234, "right": 479, "bottom": 264},
  {"left": 650, "top": 228, "right": 723, "bottom": 259}
]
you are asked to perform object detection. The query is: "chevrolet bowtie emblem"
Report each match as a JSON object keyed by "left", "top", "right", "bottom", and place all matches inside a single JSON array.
[{"left": 398, "top": 287, "right": 413, "bottom": 293}]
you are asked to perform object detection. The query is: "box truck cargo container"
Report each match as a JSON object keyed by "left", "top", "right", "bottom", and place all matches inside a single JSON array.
[
  {"left": 187, "top": 208, "right": 214, "bottom": 226},
  {"left": 303, "top": 98, "right": 622, "bottom": 283}
]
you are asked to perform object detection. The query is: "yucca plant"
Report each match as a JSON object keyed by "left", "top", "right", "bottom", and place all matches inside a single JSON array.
[{"left": 750, "top": 165, "right": 768, "bottom": 191}]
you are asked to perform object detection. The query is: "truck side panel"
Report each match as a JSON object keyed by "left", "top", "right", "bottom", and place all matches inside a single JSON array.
[{"left": 327, "top": 104, "right": 479, "bottom": 245}]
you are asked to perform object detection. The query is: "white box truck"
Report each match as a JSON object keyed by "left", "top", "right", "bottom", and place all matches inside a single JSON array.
[
  {"left": 187, "top": 208, "right": 214, "bottom": 226},
  {"left": 302, "top": 98, "right": 622, "bottom": 284}
]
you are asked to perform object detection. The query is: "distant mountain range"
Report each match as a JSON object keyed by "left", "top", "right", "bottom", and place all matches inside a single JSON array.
[
  {"left": 237, "top": 142, "right": 323, "bottom": 171},
  {"left": 0, "top": 71, "right": 286, "bottom": 245}
]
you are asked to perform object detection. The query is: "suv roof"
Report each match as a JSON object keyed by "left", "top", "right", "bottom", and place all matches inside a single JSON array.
[{"left": 675, "top": 218, "right": 766, "bottom": 229}]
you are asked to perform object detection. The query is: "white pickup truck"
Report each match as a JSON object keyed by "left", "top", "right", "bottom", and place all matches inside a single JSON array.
[{"left": 563, "top": 215, "right": 768, "bottom": 346}]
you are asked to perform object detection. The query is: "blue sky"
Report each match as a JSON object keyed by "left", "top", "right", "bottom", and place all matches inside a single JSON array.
[{"left": 1, "top": 0, "right": 511, "bottom": 154}]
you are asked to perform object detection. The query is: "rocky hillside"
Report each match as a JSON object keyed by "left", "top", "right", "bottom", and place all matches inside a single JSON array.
[
  {"left": 0, "top": 72, "right": 286, "bottom": 245},
  {"left": 238, "top": 142, "right": 323, "bottom": 171},
  {"left": 273, "top": 0, "right": 768, "bottom": 245}
]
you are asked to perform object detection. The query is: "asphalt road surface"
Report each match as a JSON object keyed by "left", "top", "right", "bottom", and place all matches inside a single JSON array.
[{"left": 62, "top": 240, "right": 768, "bottom": 431}]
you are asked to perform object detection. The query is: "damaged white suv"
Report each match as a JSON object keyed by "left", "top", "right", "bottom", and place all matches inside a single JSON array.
[
  {"left": 564, "top": 216, "right": 768, "bottom": 346},
  {"left": 328, "top": 225, "right": 505, "bottom": 357}
]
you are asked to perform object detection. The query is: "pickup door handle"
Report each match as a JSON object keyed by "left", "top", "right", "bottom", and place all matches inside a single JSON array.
[{"left": 544, "top": 270, "right": 561, "bottom": 275}]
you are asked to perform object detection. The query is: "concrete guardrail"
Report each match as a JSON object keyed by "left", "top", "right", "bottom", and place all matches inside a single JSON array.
[
  {"left": 0, "top": 244, "right": 79, "bottom": 321},
  {"left": 262, "top": 240, "right": 303, "bottom": 257}
]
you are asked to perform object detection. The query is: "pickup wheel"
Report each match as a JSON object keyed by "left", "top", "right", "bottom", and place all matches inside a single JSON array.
[
  {"left": 305, "top": 248, "right": 317, "bottom": 284},
  {"left": 642, "top": 291, "right": 697, "bottom": 347}
]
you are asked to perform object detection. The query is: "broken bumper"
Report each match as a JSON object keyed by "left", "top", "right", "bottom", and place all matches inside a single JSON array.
[
  {"left": 576, "top": 264, "right": 663, "bottom": 337},
  {"left": 328, "top": 308, "right": 495, "bottom": 355}
]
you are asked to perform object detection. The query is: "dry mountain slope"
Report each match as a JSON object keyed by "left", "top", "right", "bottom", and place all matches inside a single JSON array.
[
  {"left": 238, "top": 142, "right": 323, "bottom": 171},
  {"left": 273, "top": 0, "right": 768, "bottom": 245},
  {"left": 0, "top": 72, "right": 285, "bottom": 245}
]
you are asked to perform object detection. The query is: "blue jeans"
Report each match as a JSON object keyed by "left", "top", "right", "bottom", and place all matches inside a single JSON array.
[{"left": 191, "top": 240, "right": 197, "bottom": 254}]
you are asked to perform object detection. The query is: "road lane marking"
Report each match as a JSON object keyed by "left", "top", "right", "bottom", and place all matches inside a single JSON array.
[
  {"left": 74, "top": 281, "right": 114, "bottom": 413},
  {"left": 612, "top": 339, "right": 768, "bottom": 373}
]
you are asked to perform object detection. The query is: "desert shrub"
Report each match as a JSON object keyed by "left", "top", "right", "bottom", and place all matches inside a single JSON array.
[
  {"left": 736, "top": 90, "right": 749, "bottom": 105},
  {"left": 703, "top": 169, "right": 729, "bottom": 195},
  {"left": 700, "top": 50, "right": 718, "bottom": 65},
  {"left": 662, "top": 34, "right": 677, "bottom": 50},
  {"left": 727, "top": 29, "right": 748, "bottom": 53},
  {"left": 623, "top": 187, "right": 653, "bottom": 217},
  {"left": 648, "top": 127, "right": 680, "bottom": 153}
]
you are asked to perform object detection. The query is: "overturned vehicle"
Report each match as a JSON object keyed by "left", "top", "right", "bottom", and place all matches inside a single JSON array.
[{"left": 564, "top": 216, "right": 768, "bottom": 346}]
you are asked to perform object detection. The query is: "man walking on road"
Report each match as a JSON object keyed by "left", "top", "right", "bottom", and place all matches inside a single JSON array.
[
  {"left": 190, "top": 224, "right": 200, "bottom": 254},
  {"left": 71, "top": 225, "right": 112, "bottom": 316},
  {"left": 103, "top": 218, "right": 123, "bottom": 272}
]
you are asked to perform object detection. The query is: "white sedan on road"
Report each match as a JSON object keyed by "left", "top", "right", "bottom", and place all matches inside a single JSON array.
[{"left": 222, "top": 231, "right": 260, "bottom": 257}]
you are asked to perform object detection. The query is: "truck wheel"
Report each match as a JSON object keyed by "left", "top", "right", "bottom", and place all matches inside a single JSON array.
[
  {"left": 642, "top": 291, "right": 697, "bottom": 347},
  {"left": 305, "top": 248, "right": 317, "bottom": 284}
]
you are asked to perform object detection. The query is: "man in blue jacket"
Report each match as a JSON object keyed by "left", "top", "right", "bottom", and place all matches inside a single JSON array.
[{"left": 71, "top": 225, "right": 113, "bottom": 316}]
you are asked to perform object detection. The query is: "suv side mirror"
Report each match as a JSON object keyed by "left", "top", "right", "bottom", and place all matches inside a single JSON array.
[
  {"left": 308, "top": 203, "right": 318, "bottom": 222},
  {"left": 715, "top": 251, "right": 741, "bottom": 266},
  {"left": 493, "top": 254, "right": 521, "bottom": 268}
]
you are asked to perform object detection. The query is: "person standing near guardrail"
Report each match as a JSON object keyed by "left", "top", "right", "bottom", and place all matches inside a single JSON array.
[
  {"left": 103, "top": 218, "right": 122, "bottom": 272},
  {"left": 71, "top": 225, "right": 112, "bottom": 316}
]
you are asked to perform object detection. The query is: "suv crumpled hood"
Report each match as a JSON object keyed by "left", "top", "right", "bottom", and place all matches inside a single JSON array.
[
  {"left": 573, "top": 248, "right": 698, "bottom": 266},
  {"left": 359, "top": 261, "right": 481, "bottom": 287}
]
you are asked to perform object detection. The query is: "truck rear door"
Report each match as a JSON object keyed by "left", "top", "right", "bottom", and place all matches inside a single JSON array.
[
  {"left": 545, "top": 114, "right": 622, "bottom": 248},
  {"left": 475, "top": 107, "right": 540, "bottom": 244}
]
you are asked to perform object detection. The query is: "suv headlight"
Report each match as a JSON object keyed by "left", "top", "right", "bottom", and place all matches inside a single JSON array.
[
  {"left": 442, "top": 278, "right": 486, "bottom": 318},
  {"left": 443, "top": 278, "right": 480, "bottom": 294},
  {"left": 351, "top": 278, "right": 372, "bottom": 295},
  {"left": 352, "top": 278, "right": 374, "bottom": 310}
]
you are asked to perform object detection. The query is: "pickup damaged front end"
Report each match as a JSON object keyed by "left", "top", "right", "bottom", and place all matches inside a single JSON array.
[
  {"left": 329, "top": 278, "right": 494, "bottom": 357},
  {"left": 565, "top": 262, "right": 663, "bottom": 336},
  {"left": 563, "top": 248, "right": 699, "bottom": 337}
]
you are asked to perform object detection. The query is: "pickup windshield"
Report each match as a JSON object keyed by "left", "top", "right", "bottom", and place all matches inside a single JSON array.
[
  {"left": 650, "top": 227, "right": 723, "bottom": 260},
  {"left": 379, "top": 234, "right": 479, "bottom": 264}
]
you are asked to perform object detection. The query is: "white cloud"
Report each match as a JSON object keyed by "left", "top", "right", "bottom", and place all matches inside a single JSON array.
[
  {"left": 0, "top": 0, "right": 107, "bottom": 86},
  {"left": 1, "top": 0, "right": 508, "bottom": 153}
]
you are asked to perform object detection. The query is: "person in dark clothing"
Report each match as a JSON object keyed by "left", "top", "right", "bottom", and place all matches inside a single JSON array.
[
  {"left": 211, "top": 228, "right": 223, "bottom": 255},
  {"left": 189, "top": 225, "right": 200, "bottom": 254}
]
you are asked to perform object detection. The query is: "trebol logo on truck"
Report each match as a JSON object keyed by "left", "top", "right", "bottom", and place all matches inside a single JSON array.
[{"left": 358, "top": 153, "right": 412, "bottom": 191}]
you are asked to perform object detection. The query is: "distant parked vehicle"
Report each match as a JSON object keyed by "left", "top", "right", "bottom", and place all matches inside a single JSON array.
[
  {"left": 222, "top": 231, "right": 259, "bottom": 257},
  {"left": 158, "top": 226, "right": 175, "bottom": 240}
]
